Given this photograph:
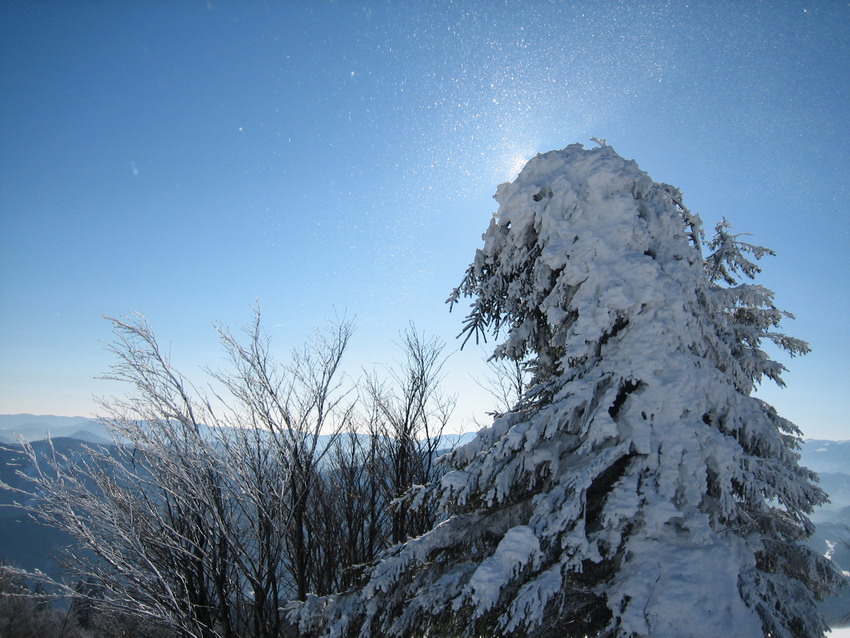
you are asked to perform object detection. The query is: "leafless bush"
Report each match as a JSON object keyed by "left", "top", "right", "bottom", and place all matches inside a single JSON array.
[
  {"left": 2, "top": 309, "right": 353, "bottom": 638},
  {"left": 1, "top": 312, "right": 463, "bottom": 637}
]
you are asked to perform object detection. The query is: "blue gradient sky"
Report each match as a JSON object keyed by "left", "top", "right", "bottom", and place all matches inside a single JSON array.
[{"left": 1, "top": 1, "right": 847, "bottom": 439}]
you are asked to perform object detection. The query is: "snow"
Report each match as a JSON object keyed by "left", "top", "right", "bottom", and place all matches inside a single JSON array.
[
  {"left": 609, "top": 529, "right": 763, "bottom": 638},
  {"left": 288, "top": 143, "right": 842, "bottom": 637},
  {"left": 461, "top": 525, "right": 540, "bottom": 615}
]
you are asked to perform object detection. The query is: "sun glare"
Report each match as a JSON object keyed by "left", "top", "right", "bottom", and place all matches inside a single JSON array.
[{"left": 498, "top": 145, "right": 537, "bottom": 182}]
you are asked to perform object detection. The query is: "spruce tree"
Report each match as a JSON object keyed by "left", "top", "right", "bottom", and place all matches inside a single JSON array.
[{"left": 290, "top": 144, "right": 842, "bottom": 638}]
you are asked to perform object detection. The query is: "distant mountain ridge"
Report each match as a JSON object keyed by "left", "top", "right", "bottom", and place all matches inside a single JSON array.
[
  {"left": 801, "top": 439, "right": 850, "bottom": 475},
  {"left": 0, "top": 414, "right": 477, "bottom": 450},
  {"left": 0, "top": 414, "right": 92, "bottom": 428},
  {"left": 0, "top": 414, "right": 110, "bottom": 444}
]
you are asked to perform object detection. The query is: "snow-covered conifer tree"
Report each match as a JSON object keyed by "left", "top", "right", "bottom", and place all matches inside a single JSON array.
[{"left": 289, "top": 144, "right": 842, "bottom": 637}]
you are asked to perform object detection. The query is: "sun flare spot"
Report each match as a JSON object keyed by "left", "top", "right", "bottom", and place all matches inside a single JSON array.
[{"left": 499, "top": 146, "right": 536, "bottom": 181}]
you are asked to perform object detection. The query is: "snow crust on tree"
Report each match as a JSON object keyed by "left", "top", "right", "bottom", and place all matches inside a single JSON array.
[{"left": 288, "top": 144, "right": 843, "bottom": 637}]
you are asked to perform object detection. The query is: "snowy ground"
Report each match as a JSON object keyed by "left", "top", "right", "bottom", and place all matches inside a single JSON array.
[{"left": 829, "top": 627, "right": 850, "bottom": 636}]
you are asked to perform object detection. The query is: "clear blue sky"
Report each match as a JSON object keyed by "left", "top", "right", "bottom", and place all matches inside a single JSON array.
[{"left": 1, "top": 1, "right": 847, "bottom": 439}]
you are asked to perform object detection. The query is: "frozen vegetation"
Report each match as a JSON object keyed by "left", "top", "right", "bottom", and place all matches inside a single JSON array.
[{"left": 290, "top": 144, "right": 843, "bottom": 637}]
